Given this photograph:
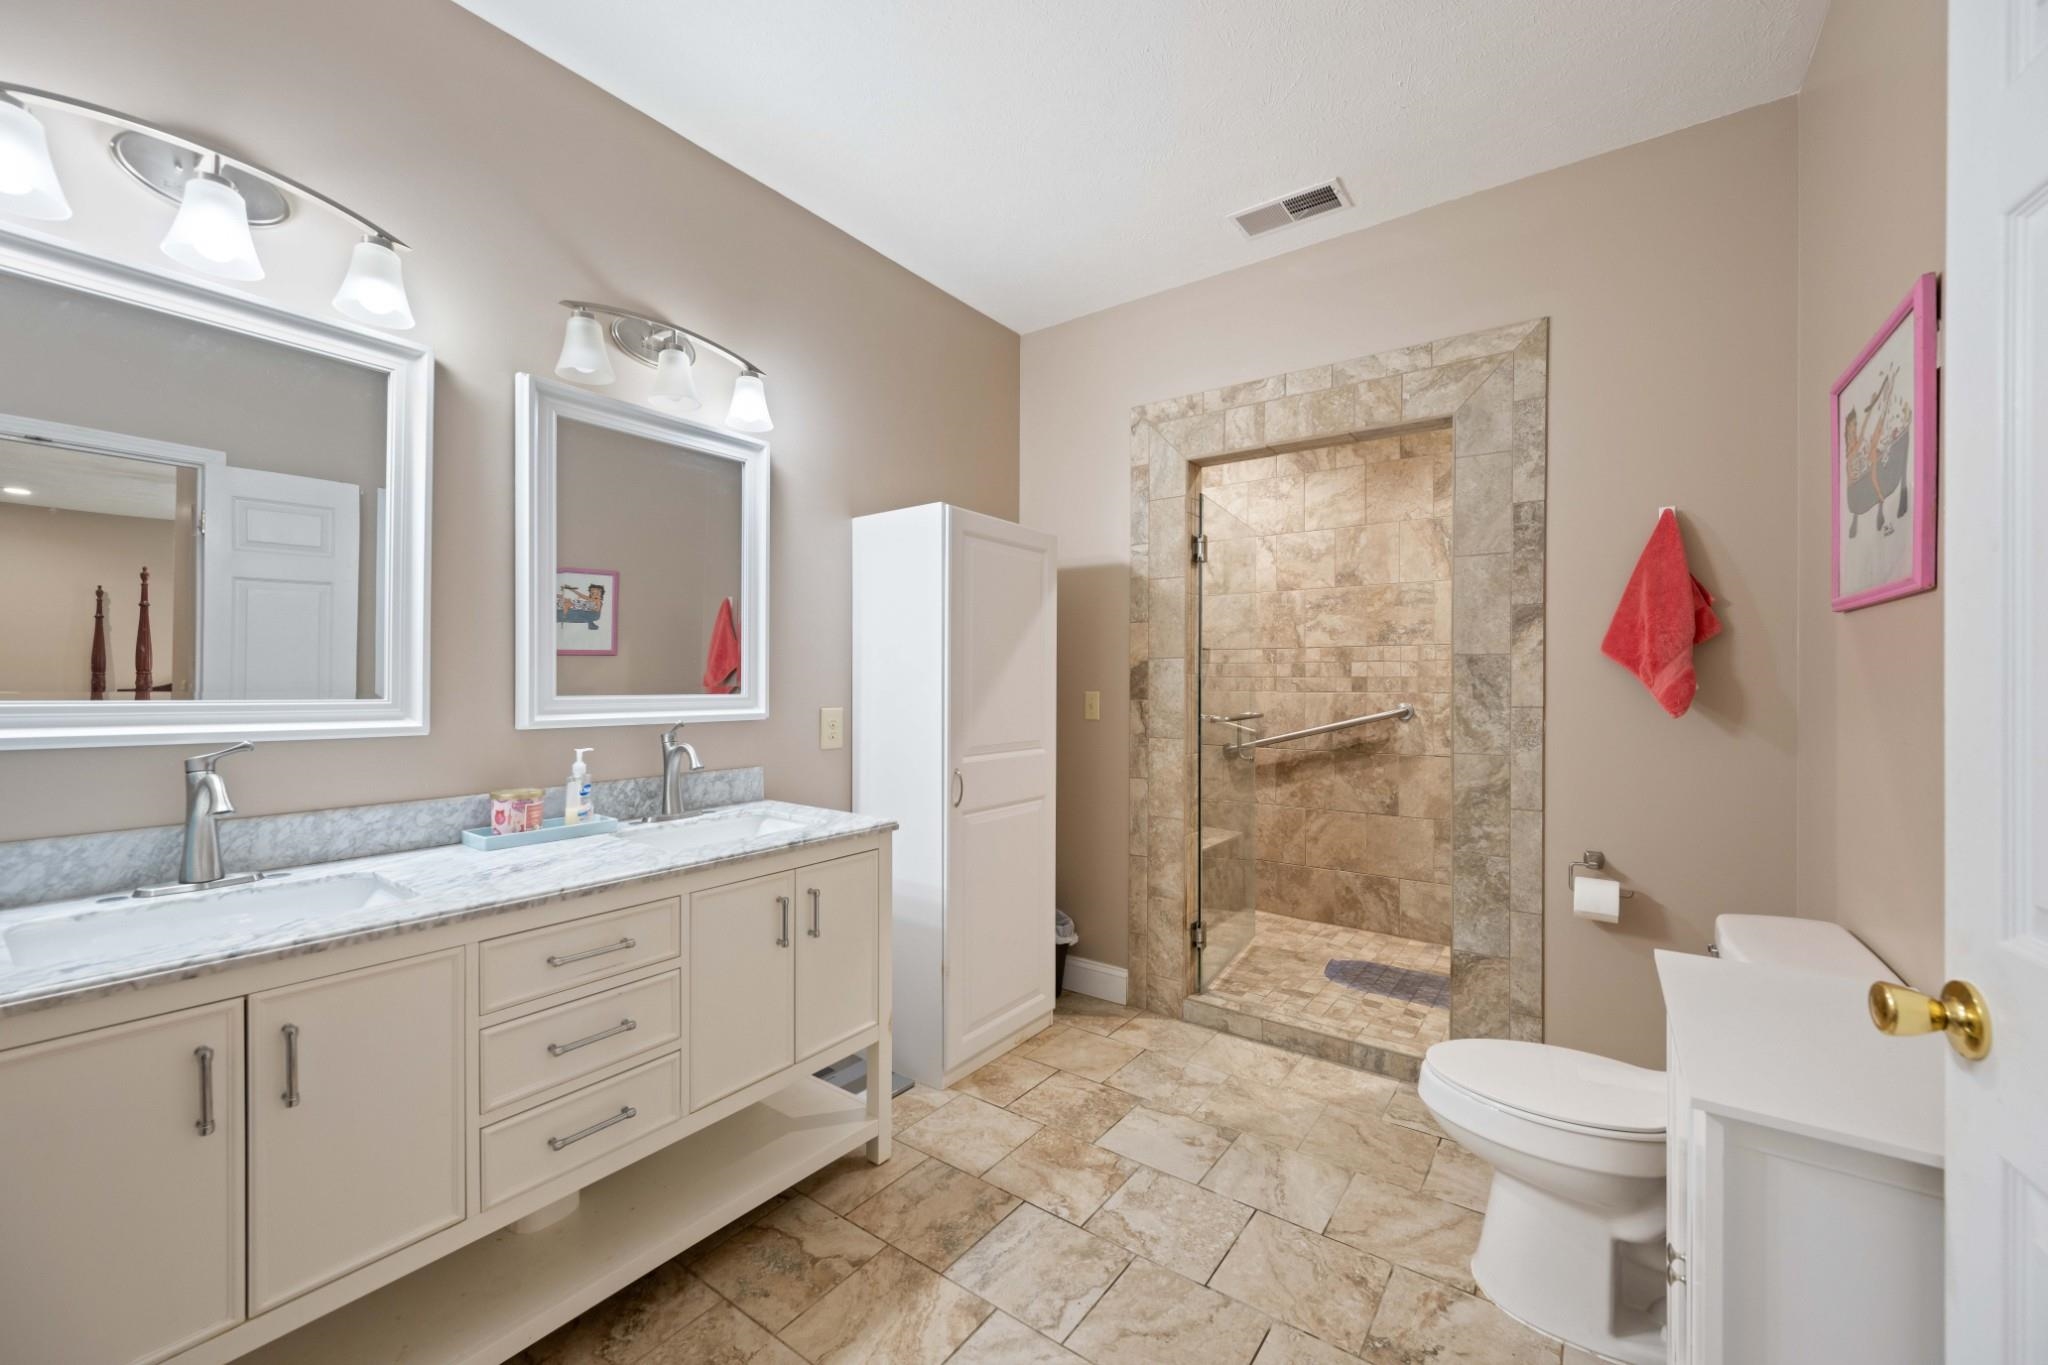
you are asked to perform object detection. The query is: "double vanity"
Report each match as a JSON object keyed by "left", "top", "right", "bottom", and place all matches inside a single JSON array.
[{"left": 0, "top": 801, "right": 895, "bottom": 1365}]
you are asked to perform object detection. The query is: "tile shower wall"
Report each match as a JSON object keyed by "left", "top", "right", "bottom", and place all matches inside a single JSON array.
[
  {"left": 1129, "top": 320, "right": 1547, "bottom": 1044},
  {"left": 1198, "top": 429, "right": 1456, "bottom": 945}
]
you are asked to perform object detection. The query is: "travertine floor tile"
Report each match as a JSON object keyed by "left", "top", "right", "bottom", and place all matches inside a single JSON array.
[
  {"left": 745, "top": 1339, "right": 807, "bottom": 1365},
  {"left": 1064, "top": 1259, "right": 1272, "bottom": 1365},
  {"left": 846, "top": 1158, "right": 1020, "bottom": 1271},
  {"left": 899, "top": 1094, "right": 1042, "bottom": 1175},
  {"left": 1253, "top": 1324, "right": 1365, "bottom": 1364},
  {"left": 1019, "top": 1027, "right": 1145, "bottom": 1081},
  {"left": 1360, "top": 1267, "right": 1560, "bottom": 1365},
  {"left": 945, "top": 1204, "right": 1132, "bottom": 1340},
  {"left": 778, "top": 1247, "right": 991, "bottom": 1365},
  {"left": 948, "top": 1311, "right": 1086, "bottom": 1363},
  {"left": 637, "top": 1301, "right": 772, "bottom": 1364},
  {"left": 1085, "top": 1166, "right": 1254, "bottom": 1282},
  {"left": 1284, "top": 1057, "right": 1401, "bottom": 1114},
  {"left": 1097, "top": 1105, "right": 1235, "bottom": 1183},
  {"left": 1104, "top": 1050, "right": 1228, "bottom": 1120},
  {"left": 893, "top": 1085, "right": 958, "bottom": 1135},
  {"left": 796, "top": 1145, "right": 931, "bottom": 1216},
  {"left": 984, "top": 1127, "right": 1138, "bottom": 1224},
  {"left": 1209, "top": 1212, "right": 1394, "bottom": 1354},
  {"left": 1189, "top": 1033, "right": 1303, "bottom": 1086},
  {"left": 1200, "top": 1135, "right": 1352, "bottom": 1233},
  {"left": 1109, "top": 1014, "right": 1217, "bottom": 1059},
  {"left": 1196, "top": 1075, "right": 1325, "bottom": 1145},
  {"left": 1420, "top": 1142, "right": 1491, "bottom": 1213},
  {"left": 523, "top": 1260, "right": 722, "bottom": 1365},
  {"left": 1006, "top": 1070, "right": 1139, "bottom": 1141},
  {"left": 687, "top": 1195, "right": 884, "bottom": 1331},
  {"left": 1324, "top": 1173, "right": 1482, "bottom": 1293},
  {"left": 1054, "top": 992, "right": 1140, "bottom": 1035},
  {"left": 1297, "top": 1107, "right": 1439, "bottom": 1189},
  {"left": 955, "top": 1053, "right": 1060, "bottom": 1105},
  {"left": 1379, "top": 1088, "right": 1444, "bottom": 1138}
]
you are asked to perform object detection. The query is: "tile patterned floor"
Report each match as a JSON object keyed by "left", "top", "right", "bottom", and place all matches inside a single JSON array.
[
  {"left": 505, "top": 993, "right": 1563, "bottom": 1365},
  {"left": 1201, "top": 915, "right": 1452, "bottom": 1055}
]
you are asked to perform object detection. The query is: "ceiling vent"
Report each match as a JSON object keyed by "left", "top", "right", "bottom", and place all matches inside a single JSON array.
[{"left": 1231, "top": 179, "right": 1352, "bottom": 239}]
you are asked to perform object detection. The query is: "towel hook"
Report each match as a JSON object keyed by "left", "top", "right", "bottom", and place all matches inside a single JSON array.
[{"left": 1565, "top": 849, "right": 1636, "bottom": 898}]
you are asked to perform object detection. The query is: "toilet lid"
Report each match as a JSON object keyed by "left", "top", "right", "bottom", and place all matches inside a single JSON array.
[{"left": 1423, "top": 1040, "right": 1665, "bottom": 1134}]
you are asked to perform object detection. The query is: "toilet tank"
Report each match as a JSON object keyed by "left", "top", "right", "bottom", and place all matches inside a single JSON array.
[{"left": 1713, "top": 914, "right": 1898, "bottom": 983}]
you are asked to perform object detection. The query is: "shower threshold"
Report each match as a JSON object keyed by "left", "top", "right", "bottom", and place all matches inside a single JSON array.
[{"left": 1186, "top": 914, "right": 1451, "bottom": 1083}]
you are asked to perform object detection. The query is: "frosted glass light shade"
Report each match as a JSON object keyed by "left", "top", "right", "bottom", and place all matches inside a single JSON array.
[
  {"left": 332, "top": 236, "right": 414, "bottom": 329},
  {"left": 727, "top": 370, "right": 773, "bottom": 433},
  {"left": 555, "top": 311, "right": 615, "bottom": 385},
  {"left": 649, "top": 344, "right": 701, "bottom": 410},
  {"left": 0, "top": 98, "right": 70, "bottom": 221},
  {"left": 160, "top": 172, "right": 263, "bottom": 281}
]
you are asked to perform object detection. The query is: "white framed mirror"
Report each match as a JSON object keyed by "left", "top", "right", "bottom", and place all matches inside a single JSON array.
[
  {"left": 513, "top": 374, "right": 769, "bottom": 729},
  {"left": 0, "top": 228, "right": 432, "bottom": 749}
]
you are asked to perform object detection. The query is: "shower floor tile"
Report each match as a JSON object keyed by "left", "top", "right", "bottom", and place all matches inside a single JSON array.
[{"left": 1202, "top": 915, "right": 1451, "bottom": 1059}]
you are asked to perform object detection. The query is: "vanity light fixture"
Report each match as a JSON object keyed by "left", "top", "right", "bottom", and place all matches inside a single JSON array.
[
  {"left": 554, "top": 300, "right": 772, "bottom": 432},
  {"left": 0, "top": 83, "right": 416, "bottom": 327}
]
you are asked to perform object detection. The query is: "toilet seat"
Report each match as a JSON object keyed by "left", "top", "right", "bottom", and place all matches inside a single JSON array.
[{"left": 1424, "top": 1040, "right": 1665, "bottom": 1137}]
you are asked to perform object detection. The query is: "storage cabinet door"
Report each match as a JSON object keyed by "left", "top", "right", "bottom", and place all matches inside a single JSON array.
[
  {"left": 0, "top": 1000, "right": 244, "bottom": 1365},
  {"left": 247, "top": 949, "right": 464, "bottom": 1313},
  {"left": 795, "top": 850, "right": 882, "bottom": 1059},
  {"left": 689, "top": 870, "right": 796, "bottom": 1109}
]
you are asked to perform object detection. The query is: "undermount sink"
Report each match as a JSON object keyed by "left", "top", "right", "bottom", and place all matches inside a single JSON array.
[
  {"left": 618, "top": 811, "right": 807, "bottom": 854},
  {"left": 3, "top": 873, "right": 417, "bottom": 969}
]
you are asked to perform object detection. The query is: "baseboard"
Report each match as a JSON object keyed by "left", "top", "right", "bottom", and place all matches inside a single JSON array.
[{"left": 1061, "top": 955, "right": 1128, "bottom": 1006}]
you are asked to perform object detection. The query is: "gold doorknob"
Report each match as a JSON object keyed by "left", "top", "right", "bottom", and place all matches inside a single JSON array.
[{"left": 1868, "top": 979, "right": 1992, "bottom": 1060}]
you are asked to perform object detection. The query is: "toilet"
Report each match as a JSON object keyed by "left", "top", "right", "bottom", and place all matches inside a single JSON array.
[{"left": 1417, "top": 915, "right": 1896, "bottom": 1364}]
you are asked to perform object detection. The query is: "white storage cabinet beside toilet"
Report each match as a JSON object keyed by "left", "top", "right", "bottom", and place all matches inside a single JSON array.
[{"left": 851, "top": 503, "right": 1058, "bottom": 1087}]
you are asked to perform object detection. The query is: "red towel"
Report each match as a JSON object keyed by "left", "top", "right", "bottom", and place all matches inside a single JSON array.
[
  {"left": 1600, "top": 509, "right": 1722, "bottom": 717},
  {"left": 701, "top": 597, "right": 741, "bottom": 694}
]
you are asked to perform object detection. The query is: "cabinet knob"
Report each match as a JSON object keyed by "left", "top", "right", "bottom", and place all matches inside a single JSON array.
[{"left": 1869, "top": 979, "right": 1992, "bottom": 1060}]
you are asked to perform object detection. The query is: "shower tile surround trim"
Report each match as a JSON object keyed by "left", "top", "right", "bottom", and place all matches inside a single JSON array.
[{"left": 1128, "top": 321, "right": 1546, "bottom": 1052}]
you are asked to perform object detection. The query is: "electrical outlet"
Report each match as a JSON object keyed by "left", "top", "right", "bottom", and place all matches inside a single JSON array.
[
  {"left": 1083, "top": 690, "right": 1101, "bottom": 721},
  {"left": 819, "top": 706, "right": 845, "bottom": 749}
]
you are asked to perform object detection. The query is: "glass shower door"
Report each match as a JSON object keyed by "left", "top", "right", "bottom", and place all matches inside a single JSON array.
[{"left": 1195, "top": 491, "right": 1258, "bottom": 992}]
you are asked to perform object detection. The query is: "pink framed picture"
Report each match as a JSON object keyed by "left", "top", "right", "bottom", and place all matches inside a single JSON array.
[
  {"left": 1831, "top": 273, "right": 1939, "bottom": 611},
  {"left": 556, "top": 568, "right": 619, "bottom": 655}
]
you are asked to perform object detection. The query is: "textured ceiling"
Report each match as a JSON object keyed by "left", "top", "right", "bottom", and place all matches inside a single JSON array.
[{"left": 452, "top": 0, "right": 1827, "bottom": 332}]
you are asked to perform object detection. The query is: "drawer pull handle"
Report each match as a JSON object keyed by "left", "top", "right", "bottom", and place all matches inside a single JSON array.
[
  {"left": 776, "top": 895, "right": 792, "bottom": 948},
  {"left": 808, "top": 887, "right": 822, "bottom": 938},
  {"left": 548, "top": 1104, "right": 637, "bottom": 1151},
  {"left": 282, "top": 1023, "right": 301, "bottom": 1107},
  {"left": 547, "top": 1018, "right": 638, "bottom": 1057},
  {"left": 194, "top": 1045, "right": 216, "bottom": 1137},
  {"left": 546, "top": 937, "right": 637, "bottom": 968}
]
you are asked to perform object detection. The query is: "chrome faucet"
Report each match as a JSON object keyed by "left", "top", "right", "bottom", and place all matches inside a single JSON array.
[
  {"left": 658, "top": 721, "right": 704, "bottom": 819},
  {"left": 136, "top": 741, "right": 258, "bottom": 897}
]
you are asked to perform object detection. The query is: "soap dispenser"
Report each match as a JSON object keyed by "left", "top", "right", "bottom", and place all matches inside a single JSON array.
[{"left": 565, "top": 747, "right": 595, "bottom": 824}]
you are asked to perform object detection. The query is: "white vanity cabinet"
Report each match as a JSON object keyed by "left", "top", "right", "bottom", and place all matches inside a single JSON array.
[
  {"left": 795, "top": 850, "right": 882, "bottom": 1060},
  {"left": 246, "top": 950, "right": 465, "bottom": 1312},
  {"left": 0, "top": 999, "right": 246, "bottom": 1365}
]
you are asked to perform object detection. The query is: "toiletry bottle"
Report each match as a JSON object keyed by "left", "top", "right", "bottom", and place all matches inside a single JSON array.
[{"left": 565, "top": 748, "right": 595, "bottom": 824}]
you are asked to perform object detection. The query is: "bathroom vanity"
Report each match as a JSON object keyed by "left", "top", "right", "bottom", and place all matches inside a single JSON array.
[{"left": 0, "top": 803, "right": 893, "bottom": 1365}]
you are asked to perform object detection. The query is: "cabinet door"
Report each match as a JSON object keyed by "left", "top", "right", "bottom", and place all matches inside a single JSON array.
[
  {"left": 247, "top": 949, "right": 464, "bottom": 1313},
  {"left": 795, "top": 850, "right": 881, "bottom": 1060},
  {"left": 0, "top": 1000, "right": 244, "bottom": 1365},
  {"left": 689, "top": 870, "right": 796, "bottom": 1109}
]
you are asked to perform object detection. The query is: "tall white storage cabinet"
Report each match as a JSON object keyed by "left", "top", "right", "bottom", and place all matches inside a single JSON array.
[{"left": 853, "top": 504, "right": 1058, "bottom": 1088}]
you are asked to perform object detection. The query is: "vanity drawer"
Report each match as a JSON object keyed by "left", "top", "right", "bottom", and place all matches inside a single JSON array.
[
  {"left": 478, "top": 898, "right": 680, "bottom": 1014},
  {"left": 479, "top": 970, "right": 681, "bottom": 1113},
  {"left": 479, "top": 1052, "right": 682, "bottom": 1208}
]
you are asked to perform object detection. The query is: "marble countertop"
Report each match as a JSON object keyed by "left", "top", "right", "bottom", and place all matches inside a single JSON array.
[{"left": 0, "top": 801, "right": 894, "bottom": 1021}]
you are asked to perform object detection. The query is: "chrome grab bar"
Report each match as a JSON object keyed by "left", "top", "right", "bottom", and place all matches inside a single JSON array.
[{"left": 1225, "top": 703, "right": 1414, "bottom": 757}]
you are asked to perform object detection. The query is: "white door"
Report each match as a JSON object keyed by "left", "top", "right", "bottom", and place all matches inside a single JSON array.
[
  {"left": 945, "top": 509, "right": 1057, "bottom": 1069},
  {"left": 201, "top": 464, "right": 360, "bottom": 698},
  {"left": 796, "top": 850, "right": 883, "bottom": 1059},
  {"left": 1944, "top": 6, "right": 2048, "bottom": 1359},
  {"left": 247, "top": 950, "right": 464, "bottom": 1313},
  {"left": 689, "top": 870, "right": 797, "bottom": 1109},
  {"left": 0, "top": 1001, "right": 244, "bottom": 1365}
]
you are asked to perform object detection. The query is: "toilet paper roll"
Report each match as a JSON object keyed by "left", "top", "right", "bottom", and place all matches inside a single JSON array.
[{"left": 1572, "top": 874, "right": 1623, "bottom": 923}]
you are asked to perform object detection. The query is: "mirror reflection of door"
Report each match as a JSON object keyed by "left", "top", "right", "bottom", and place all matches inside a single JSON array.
[{"left": 198, "top": 466, "right": 361, "bottom": 700}]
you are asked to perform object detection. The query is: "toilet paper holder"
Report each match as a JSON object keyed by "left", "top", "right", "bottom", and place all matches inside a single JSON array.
[{"left": 1565, "top": 850, "right": 1636, "bottom": 898}]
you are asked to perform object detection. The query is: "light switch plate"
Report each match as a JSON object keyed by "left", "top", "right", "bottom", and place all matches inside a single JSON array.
[
  {"left": 820, "top": 706, "right": 845, "bottom": 749},
  {"left": 1083, "top": 690, "right": 1101, "bottom": 721}
]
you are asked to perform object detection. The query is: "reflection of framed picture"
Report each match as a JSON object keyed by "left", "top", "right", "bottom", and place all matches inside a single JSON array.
[
  {"left": 556, "top": 568, "right": 619, "bottom": 655},
  {"left": 1832, "top": 273, "right": 1939, "bottom": 611}
]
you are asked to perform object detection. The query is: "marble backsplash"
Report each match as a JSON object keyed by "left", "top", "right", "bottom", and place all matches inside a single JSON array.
[{"left": 0, "top": 766, "right": 763, "bottom": 911}]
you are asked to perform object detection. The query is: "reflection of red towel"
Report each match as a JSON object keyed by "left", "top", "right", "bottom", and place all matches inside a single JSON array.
[
  {"left": 702, "top": 597, "right": 741, "bottom": 694},
  {"left": 1600, "top": 509, "right": 1722, "bottom": 717}
]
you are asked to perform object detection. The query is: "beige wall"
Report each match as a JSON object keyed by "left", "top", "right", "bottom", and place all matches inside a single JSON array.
[
  {"left": 0, "top": 503, "right": 185, "bottom": 699},
  {"left": 1793, "top": 0, "right": 1947, "bottom": 990},
  {"left": 1024, "top": 103, "right": 1801, "bottom": 1067},
  {"left": 0, "top": 0, "right": 1017, "bottom": 839}
]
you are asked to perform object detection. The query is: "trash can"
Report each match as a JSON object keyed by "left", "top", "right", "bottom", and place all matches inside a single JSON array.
[{"left": 1054, "top": 910, "right": 1079, "bottom": 994}]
